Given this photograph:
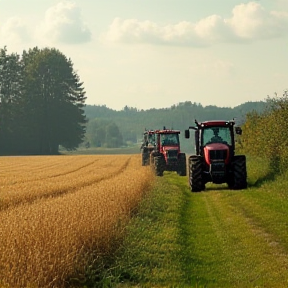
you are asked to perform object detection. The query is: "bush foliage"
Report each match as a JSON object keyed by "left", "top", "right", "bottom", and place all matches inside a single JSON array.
[{"left": 241, "top": 91, "right": 288, "bottom": 173}]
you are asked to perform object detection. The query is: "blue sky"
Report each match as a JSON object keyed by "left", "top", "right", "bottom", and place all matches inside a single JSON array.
[{"left": 1, "top": 0, "right": 287, "bottom": 110}]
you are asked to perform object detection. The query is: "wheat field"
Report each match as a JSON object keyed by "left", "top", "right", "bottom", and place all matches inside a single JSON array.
[{"left": 0, "top": 154, "right": 154, "bottom": 288}]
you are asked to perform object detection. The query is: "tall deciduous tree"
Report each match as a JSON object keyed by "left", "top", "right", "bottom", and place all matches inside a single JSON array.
[
  {"left": 21, "top": 47, "right": 87, "bottom": 154},
  {"left": 0, "top": 47, "right": 23, "bottom": 154}
]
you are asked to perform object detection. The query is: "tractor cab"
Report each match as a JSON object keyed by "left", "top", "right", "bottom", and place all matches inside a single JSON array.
[
  {"left": 142, "top": 130, "right": 156, "bottom": 147},
  {"left": 154, "top": 129, "right": 181, "bottom": 167},
  {"left": 141, "top": 129, "right": 156, "bottom": 166}
]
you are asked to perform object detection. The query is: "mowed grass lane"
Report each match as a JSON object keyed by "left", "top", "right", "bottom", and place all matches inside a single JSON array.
[
  {"left": 183, "top": 185, "right": 288, "bottom": 287},
  {"left": 109, "top": 159, "right": 288, "bottom": 287}
]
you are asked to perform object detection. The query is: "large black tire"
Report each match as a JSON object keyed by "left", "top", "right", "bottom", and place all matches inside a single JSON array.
[
  {"left": 150, "top": 153, "right": 155, "bottom": 165},
  {"left": 177, "top": 153, "right": 187, "bottom": 176},
  {"left": 189, "top": 155, "right": 204, "bottom": 192},
  {"left": 142, "top": 153, "right": 149, "bottom": 166},
  {"left": 228, "top": 155, "right": 247, "bottom": 190},
  {"left": 141, "top": 147, "right": 150, "bottom": 166},
  {"left": 154, "top": 155, "right": 165, "bottom": 176}
]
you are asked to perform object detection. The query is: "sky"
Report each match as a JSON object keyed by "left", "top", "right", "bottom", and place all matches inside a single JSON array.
[{"left": 0, "top": 0, "right": 287, "bottom": 111}]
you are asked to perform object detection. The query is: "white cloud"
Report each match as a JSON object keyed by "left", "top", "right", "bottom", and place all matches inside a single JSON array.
[
  {"left": 103, "top": 18, "right": 204, "bottom": 46},
  {"left": 38, "top": 1, "right": 91, "bottom": 44},
  {"left": 103, "top": 2, "right": 288, "bottom": 46},
  {"left": 228, "top": 2, "right": 288, "bottom": 39},
  {"left": 1, "top": 16, "right": 31, "bottom": 45},
  {"left": 194, "top": 15, "right": 234, "bottom": 43}
]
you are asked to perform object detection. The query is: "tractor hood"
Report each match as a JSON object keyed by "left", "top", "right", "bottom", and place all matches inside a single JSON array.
[
  {"left": 162, "top": 146, "right": 179, "bottom": 153},
  {"left": 162, "top": 146, "right": 179, "bottom": 159},
  {"left": 204, "top": 143, "right": 230, "bottom": 165}
]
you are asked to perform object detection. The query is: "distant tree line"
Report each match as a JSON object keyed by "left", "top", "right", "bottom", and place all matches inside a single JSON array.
[
  {"left": 0, "top": 46, "right": 87, "bottom": 155},
  {"left": 0, "top": 43, "right": 268, "bottom": 156},
  {"left": 84, "top": 101, "right": 267, "bottom": 152},
  {"left": 85, "top": 118, "right": 123, "bottom": 148}
]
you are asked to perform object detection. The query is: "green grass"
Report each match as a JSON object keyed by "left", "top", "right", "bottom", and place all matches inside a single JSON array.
[
  {"left": 85, "top": 156, "right": 288, "bottom": 287},
  {"left": 108, "top": 175, "right": 187, "bottom": 287}
]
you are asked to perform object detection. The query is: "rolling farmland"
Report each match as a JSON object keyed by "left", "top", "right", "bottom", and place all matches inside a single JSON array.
[{"left": 0, "top": 154, "right": 154, "bottom": 288}]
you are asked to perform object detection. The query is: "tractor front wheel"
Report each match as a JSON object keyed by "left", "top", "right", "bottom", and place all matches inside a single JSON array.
[
  {"left": 154, "top": 155, "right": 165, "bottom": 176},
  {"left": 189, "top": 155, "right": 204, "bottom": 192},
  {"left": 228, "top": 155, "right": 247, "bottom": 190},
  {"left": 177, "top": 153, "right": 187, "bottom": 176},
  {"left": 142, "top": 149, "right": 149, "bottom": 166}
]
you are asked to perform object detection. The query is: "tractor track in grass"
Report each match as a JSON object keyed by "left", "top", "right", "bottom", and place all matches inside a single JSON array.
[
  {"left": 159, "top": 173, "right": 288, "bottom": 287},
  {"left": 187, "top": 188, "right": 288, "bottom": 287}
]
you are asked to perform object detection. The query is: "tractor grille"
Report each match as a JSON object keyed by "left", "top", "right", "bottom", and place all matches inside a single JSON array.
[
  {"left": 211, "top": 162, "right": 225, "bottom": 172},
  {"left": 167, "top": 149, "right": 178, "bottom": 159},
  {"left": 209, "top": 150, "right": 227, "bottom": 160},
  {"left": 210, "top": 161, "right": 226, "bottom": 183}
]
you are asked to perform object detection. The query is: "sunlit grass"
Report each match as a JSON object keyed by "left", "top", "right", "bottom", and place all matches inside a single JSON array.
[{"left": 100, "top": 157, "right": 288, "bottom": 287}]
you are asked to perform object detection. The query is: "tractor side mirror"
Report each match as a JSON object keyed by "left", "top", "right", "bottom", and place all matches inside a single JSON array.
[
  {"left": 235, "top": 127, "right": 242, "bottom": 135},
  {"left": 185, "top": 129, "right": 190, "bottom": 138}
]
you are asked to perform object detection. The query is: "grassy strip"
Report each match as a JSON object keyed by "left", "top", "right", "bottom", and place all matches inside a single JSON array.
[
  {"left": 92, "top": 156, "right": 288, "bottom": 287},
  {"left": 89, "top": 174, "right": 188, "bottom": 287},
  {"left": 113, "top": 174, "right": 187, "bottom": 287}
]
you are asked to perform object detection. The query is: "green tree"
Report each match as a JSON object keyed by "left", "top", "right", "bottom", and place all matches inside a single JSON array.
[
  {"left": 21, "top": 47, "right": 87, "bottom": 154},
  {"left": 105, "top": 122, "right": 123, "bottom": 148},
  {"left": 0, "top": 47, "right": 24, "bottom": 154},
  {"left": 86, "top": 118, "right": 108, "bottom": 147},
  {"left": 86, "top": 118, "right": 123, "bottom": 148}
]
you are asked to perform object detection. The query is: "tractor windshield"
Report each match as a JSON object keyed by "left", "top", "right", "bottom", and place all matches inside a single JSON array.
[
  {"left": 148, "top": 133, "right": 155, "bottom": 145},
  {"left": 202, "top": 126, "right": 232, "bottom": 146},
  {"left": 160, "top": 133, "right": 179, "bottom": 145}
]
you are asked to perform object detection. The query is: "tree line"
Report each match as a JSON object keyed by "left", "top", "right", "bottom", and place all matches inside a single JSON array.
[
  {"left": 84, "top": 100, "right": 267, "bottom": 152},
  {"left": 0, "top": 44, "right": 269, "bottom": 155},
  {"left": 0, "top": 47, "right": 86, "bottom": 155},
  {"left": 85, "top": 118, "right": 123, "bottom": 148}
]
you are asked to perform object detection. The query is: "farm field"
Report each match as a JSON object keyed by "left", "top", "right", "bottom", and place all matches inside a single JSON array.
[
  {"left": 0, "top": 154, "right": 154, "bottom": 288},
  {"left": 97, "top": 157, "right": 288, "bottom": 287},
  {"left": 2, "top": 154, "right": 288, "bottom": 287}
]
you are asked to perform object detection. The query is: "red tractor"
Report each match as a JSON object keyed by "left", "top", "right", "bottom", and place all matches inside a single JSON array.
[
  {"left": 150, "top": 128, "right": 186, "bottom": 177},
  {"left": 141, "top": 129, "right": 156, "bottom": 166},
  {"left": 185, "top": 119, "right": 247, "bottom": 192}
]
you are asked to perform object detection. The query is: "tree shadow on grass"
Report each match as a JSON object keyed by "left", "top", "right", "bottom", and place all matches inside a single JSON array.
[
  {"left": 251, "top": 157, "right": 281, "bottom": 188},
  {"left": 251, "top": 170, "right": 278, "bottom": 188}
]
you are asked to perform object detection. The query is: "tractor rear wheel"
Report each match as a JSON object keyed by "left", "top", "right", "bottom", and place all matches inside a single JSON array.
[
  {"left": 189, "top": 155, "right": 204, "bottom": 192},
  {"left": 229, "top": 155, "right": 247, "bottom": 190}
]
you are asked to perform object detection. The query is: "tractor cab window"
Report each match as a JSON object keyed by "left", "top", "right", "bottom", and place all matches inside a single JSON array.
[
  {"left": 148, "top": 133, "right": 155, "bottom": 145},
  {"left": 160, "top": 133, "right": 179, "bottom": 145},
  {"left": 202, "top": 127, "right": 232, "bottom": 146}
]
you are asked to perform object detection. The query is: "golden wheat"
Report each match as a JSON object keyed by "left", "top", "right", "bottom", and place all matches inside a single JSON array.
[
  {"left": 0, "top": 154, "right": 154, "bottom": 288},
  {"left": 0, "top": 155, "right": 130, "bottom": 210}
]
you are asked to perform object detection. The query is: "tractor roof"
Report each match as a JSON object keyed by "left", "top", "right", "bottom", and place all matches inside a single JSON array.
[
  {"left": 154, "top": 129, "right": 180, "bottom": 134},
  {"left": 197, "top": 120, "right": 235, "bottom": 128},
  {"left": 143, "top": 130, "right": 155, "bottom": 135}
]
